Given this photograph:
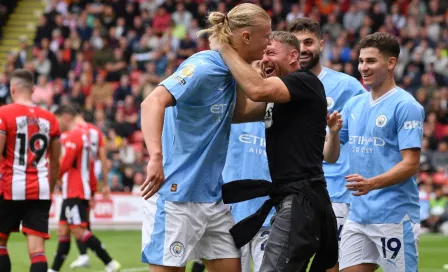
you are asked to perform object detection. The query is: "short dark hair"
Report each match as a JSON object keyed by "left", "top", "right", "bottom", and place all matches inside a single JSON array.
[
  {"left": 287, "top": 18, "right": 321, "bottom": 39},
  {"left": 54, "top": 104, "right": 77, "bottom": 117},
  {"left": 358, "top": 32, "right": 400, "bottom": 59},
  {"left": 10, "top": 69, "right": 34, "bottom": 90},
  {"left": 269, "top": 31, "right": 300, "bottom": 52}
]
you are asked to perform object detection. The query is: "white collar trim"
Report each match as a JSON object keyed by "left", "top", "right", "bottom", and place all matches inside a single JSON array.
[{"left": 369, "top": 87, "right": 398, "bottom": 106}]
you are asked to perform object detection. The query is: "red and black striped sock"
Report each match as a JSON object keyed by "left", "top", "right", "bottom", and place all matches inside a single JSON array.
[
  {"left": 0, "top": 245, "right": 11, "bottom": 272},
  {"left": 30, "top": 251, "right": 47, "bottom": 272}
]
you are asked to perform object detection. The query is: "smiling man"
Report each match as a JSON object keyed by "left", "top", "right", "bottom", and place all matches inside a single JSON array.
[
  {"left": 329, "top": 32, "right": 424, "bottom": 272},
  {"left": 212, "top": 31, "right": 341, "bottom": 272}
]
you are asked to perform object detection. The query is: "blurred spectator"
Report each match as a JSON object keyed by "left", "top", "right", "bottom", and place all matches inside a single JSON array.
[
  {"left": 286, "top": 4, "right": 303, "bottom": 23},
  {"left": 106, "top": 128, "right": 122, "bottom": 153},
  {"left": 322, "top": 13, "right": 342, "bottom": 41},
  {"left": 152, "top": 6, "right": 171, "bottom": 35},
  {"left": 88, "top": 72, "right": 113, "bottom": 107},
  {"left": 17, "top": 38, "right": 33, "bottom": 68},
  {"left": 119, "top": 138, "right": 136, "bottom": 166},
  {"left": 111, "top": 108, "right": 134, "bottom": 138},
  {"left": 431, "top": 140, "right": 448, "bottom": 173},
  {"left": 176, "top": 34, "right": 196, "bottom": 61},
  {"left": 132, "top": 172, "right": 145, "bottom": 194},
  {"left": 105, "top": 48, "right": 127, "bottom": 81},
  {"left": 68, "top": 81, "right": 86, "bottom": 107},
  {"left": 132, "top": 151, "right": 146, "bottom": 176},
  {"left": 32, "top": 75, "right": 53, "bottom": 108},
  {"left": 343, "top": 3, "right": 365, "bottom": 33},
  {"left": 427, "top": 186, "right": 448, "bottom": 233},
  {"left": 420, "top": 137, "right": 434, "bottom": 173},
  {"left": 110, "top": 174, "right": 124, "bottom": 192},
  {"left": 114, "top": 74, "right": 132, "bottom": 104},
  {"left": 33, "top": 51, "right": 52, "bottom": 78},
  {"left": 35, "top": 15, "right": 52, "bottom": 45},
  {"left": 122, "top": 167, "right": 135, "bottom": 192},
  {"left": 0, "top": 72, "right": 9, "bottom": 105},
  {"left": 93, "top": 107, "right": 112, "bottom": 135},
  {"left": 122, "top": 95, "right": 138, "bottom": 125}
]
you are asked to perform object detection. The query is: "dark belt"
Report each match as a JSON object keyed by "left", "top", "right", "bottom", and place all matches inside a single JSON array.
[{"left": 222, "top": 175, "right": 329, "bottom": 249}]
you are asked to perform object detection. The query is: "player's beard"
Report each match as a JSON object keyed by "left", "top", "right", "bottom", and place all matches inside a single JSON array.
[
  {"left": 277, "top": 62, "right": 291, "bottom": 77},
  {"left": 300, "top": 52, "right": 320, "bottom": 71}
]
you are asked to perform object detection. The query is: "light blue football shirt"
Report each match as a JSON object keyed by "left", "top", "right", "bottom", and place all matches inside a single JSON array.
[
  {"left": 158, "top": 50, "right": 236, "bottom": 202},
  {"left": 340, "top": 87, "right": 424, "bottom": 224},
  {"left": 222, "top": 122, "right": 274, "bottom": 227},
  {"left": 319, "top": 67, "right": 366, "bottom": 204}
]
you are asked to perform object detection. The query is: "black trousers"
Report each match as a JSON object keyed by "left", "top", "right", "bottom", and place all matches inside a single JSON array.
[{"left": 260, "top": 185, "right": 338, "bottom": 272}]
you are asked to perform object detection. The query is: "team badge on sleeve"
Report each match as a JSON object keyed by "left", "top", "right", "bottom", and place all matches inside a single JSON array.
[{"left": 180, "top": 64, "right": 195, "bottom": 78}]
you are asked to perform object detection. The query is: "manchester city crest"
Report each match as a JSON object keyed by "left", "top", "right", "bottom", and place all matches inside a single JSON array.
[
  {"left": 375, "top": 114, "right": 387, "bottom": 127},
  {"left": 170, "top": 241, "right": 185, "bottom": 257}
]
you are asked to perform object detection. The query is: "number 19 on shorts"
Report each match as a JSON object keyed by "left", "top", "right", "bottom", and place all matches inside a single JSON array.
[{"left": 381, "top": 237, "right": 401, "bottom": 260}]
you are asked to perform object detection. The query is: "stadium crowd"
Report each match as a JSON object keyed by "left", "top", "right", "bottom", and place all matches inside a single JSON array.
[{"left": 0, "top": 0, "right": 447, "bottom": 232}]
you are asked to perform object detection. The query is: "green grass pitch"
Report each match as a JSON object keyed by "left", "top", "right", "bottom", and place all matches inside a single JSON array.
[{"left": 6, "top": 230, "right": 448, "bottom": 271}]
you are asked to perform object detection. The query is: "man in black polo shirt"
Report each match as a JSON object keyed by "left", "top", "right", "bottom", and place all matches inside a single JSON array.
[{"left": 211, "top": 31, "right": 340, "bottom": 271}]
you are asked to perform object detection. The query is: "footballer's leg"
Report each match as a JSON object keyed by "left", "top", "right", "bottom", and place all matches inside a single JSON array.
[
  {"left": 69, "top": 199, "right": 120, "bottom": 272},
  {"left": 148, "top": 265, "right": 186, "bottom": 272},
  {"left": 0, "top": 234, "right": 10, "bottom": 272},
  {"left": 142, "top": 196, "right": 206, "bottom": 272},
  {"left": 196, "top": 201, "right": 241, "bottom": 272},
  {"left": 0, "top": 198, "right": 19, "bottom": 272},
  {"left": 70, "top": 207, "right": 90, "bottom": 269},
  {"left": 71, "top": 226, "right": 120, "bottom": 271},
  {"left": 22, "top": 200, "right": 52, "bottom": 272},
  {"left": 191, "top": 261, "right": 206, "bottom": 272},
  {"left": 202, "top": 258, "right": 241, "bottom": 272},
  {"left": 49, "top": 223, "right": 71, "bottom": 271},
  {"left": 339, "top": 220, "right": 379, "bottom": 272},
  {"left": 49, "top": 199, "right": 72, "bottom": 272}
]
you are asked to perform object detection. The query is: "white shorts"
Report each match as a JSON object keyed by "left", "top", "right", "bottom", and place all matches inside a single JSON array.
[
  {"left": 241, "top": 228, "right": 270, "bottom": 272},
  {"left": 340, "top": 217, "right": 420, "bottom": 272},
  {"left": 141, "top": 194, "right": 241, "bottom": 267}
]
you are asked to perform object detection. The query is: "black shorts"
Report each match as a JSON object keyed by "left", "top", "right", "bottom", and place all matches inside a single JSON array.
[
  {"left": 59, "top": 198, "right": 89, "bottom": 227},
  {"left": 0, "top": 197, "right": 51, "bottom": 239}
]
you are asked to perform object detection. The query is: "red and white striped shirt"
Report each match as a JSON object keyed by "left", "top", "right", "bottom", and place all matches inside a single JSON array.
[
  {"left": 0, "top": 103, "right": 60, "bottom": 200},
  {"left": 76, "top": 122, "right": 105, "bottom": 160},
  {"left": 76, "top": 123, "right": 104, "bottom": 186},
  {"left": 60, "top": 128, "right": 94, "bottom": 200}
]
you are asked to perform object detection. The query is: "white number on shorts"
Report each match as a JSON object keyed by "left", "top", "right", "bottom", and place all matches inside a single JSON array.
[
  {"left": 260, "top": 230, "right": 270, "bottom": 251},
  {"left": 380, "top": 237, "right": 402, "bottom": 259}
]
